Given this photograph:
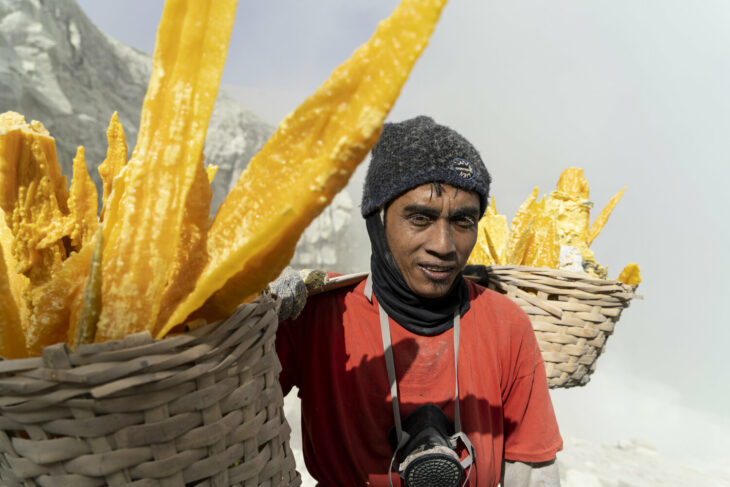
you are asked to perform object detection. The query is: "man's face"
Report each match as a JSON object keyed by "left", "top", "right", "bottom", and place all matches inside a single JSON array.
[{"left": 384, "top": 183, "right": 480, "bottom": 299}]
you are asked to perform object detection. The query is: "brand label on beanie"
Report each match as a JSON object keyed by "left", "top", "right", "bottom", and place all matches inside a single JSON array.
[{"left": 450, "top": 158, "right": 475, "bottom": 180}]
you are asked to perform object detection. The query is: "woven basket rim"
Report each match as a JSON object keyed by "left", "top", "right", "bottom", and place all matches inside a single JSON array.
[{"left": 488, "top": 264, "right": 638, "bottom": 288}]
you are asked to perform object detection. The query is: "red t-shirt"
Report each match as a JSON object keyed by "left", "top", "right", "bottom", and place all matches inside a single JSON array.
[{"left": 276, "top": 279, "right": 562, "bottom": 487}]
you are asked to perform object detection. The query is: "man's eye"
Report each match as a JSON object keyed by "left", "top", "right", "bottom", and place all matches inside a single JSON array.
[
  {"left": 454, "top": 216, "right": 476, "bottom": 228},
  {"left": 409, "top": 215, "right": 431, "bottom": 226}
]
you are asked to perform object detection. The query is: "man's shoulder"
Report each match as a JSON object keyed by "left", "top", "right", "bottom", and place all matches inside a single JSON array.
[
  {"left": 305, "top": 274, "right": 370, "bottom": 308},
  {"left": 466, "top": 280, "right": 533, "bottom": 332}
]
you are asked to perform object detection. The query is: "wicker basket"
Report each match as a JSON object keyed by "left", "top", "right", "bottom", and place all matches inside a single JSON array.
[
  {"left": 0, "top": 295, "right": 301, "bottom": 487},
  {"left": 483, "top": 265, "right": 639, "bottom": 389}
]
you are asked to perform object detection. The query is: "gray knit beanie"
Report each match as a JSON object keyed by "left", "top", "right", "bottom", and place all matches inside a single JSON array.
[{"left": 361, "top": 116, "right": 491, "bottom": 217}]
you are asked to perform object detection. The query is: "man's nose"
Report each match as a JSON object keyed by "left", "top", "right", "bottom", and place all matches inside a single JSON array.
[{"left": 426, "top": 219, "right": 456, "bottom": 258}]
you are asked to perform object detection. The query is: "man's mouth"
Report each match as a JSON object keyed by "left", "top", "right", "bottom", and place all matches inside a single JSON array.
[{"left": 418, "top": 263, "right": 456, "bottom": 281}]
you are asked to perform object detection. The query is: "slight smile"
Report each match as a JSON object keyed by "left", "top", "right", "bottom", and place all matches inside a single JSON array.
[{"left": 418, "top": 262, "right": 456, "bottom": 281}]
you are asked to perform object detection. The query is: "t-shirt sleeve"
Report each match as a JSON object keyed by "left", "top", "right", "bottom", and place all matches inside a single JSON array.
[{"left": 502, "top": 312, "right": 563, "bottom": 463}]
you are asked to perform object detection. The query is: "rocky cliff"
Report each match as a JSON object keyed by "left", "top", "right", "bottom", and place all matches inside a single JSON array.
[{"left": 0, "top": 0, "right": 354, "bottom": 271}]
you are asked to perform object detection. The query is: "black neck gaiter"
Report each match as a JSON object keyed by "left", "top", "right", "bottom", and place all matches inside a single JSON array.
[{"left": 365, "top": 213, "right": 470, "bottom": 336}]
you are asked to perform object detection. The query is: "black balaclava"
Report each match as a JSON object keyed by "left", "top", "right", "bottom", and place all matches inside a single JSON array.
[{"left": 361, "top": 116, "right": 491, "bottom": 336}]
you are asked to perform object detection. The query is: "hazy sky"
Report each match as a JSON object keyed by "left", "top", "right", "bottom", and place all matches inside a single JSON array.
[{"left": 77, "top": 0, "right": 730, "bottom": 473}]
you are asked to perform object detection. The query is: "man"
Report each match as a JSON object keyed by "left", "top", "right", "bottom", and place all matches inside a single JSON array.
[{"left": 273, "top": 116, "right": 562, "bottom": 486}]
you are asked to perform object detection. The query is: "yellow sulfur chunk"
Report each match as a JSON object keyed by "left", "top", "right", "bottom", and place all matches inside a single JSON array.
[
  {"left": 546, "top": 188, "right": 604, "bottom": 277},
  {"left": 483, "top": 228, "right": 502, "bottom": 266},
  {"left": 468, "top": 168, "right": 633, "bottom": 278},
  {"left": 546, "top": 190, "right": 592, "bottom": 248},
  {"left": 0, "top": 243, "right": 27, "bottom": 359},
  {"left": 98, "top": 112, "right": 128, "bottom": 221},
  {"left": 0, "top": 208, "right": 29, "bottom": 326},
  {"left": 66, "top": 146, "right": 99, "bottom": 250},
  {"left": 468, "top": 197, "right": 508, "bottom": 265},
  {"left": 467, "top": 227, "right": 496, "bottom": 266},
  {"left": 588, "top": 187, "right": 626, "bottom": 246},
  {"left": 522, "top": 204, "right": 560, "bottom": 269},
  {"left": 618, "top": 262, "right": 642, "bottom": 286},
  {"left": 508, "top": 219, "right": 534, "bottom": 267},
  {"left": 96, "top": 0, "right": 234, "bottom": 342},
  {"left": 551, "top": 168, "right": 592, "bottom": 246},
  {"left": 206, "top": 164, "right": 218, "bottom": 184},
  {"left": 25, "top": 240, "right": 95, "bottom": 356},
  {"left": 507, "top": 187, "right": 539, "bottom": 264},
  {"left": 557, "top": 167, "right": 590, "bottom": 200},
  {"left": 33, "top": 146, "right": 98, "bottom": 252},
  {"left": 153, "top": 162, "right": 212, "bottom": 334},
  {"left": 549, "top": 168, "right": 615, "bottom": 277},
  {"left": 0, "top": 112, "right": 69, "bottom": 286},
  {"left": 485, "top": 197, "right": 509, "bottom": 264},
  {"left": 159, "top": 0, "right": 449, "bottom": 335}
]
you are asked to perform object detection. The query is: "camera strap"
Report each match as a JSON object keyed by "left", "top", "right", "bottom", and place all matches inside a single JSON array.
[
  {"left": 379, "top": 304, "right": 463, "bottom": 444},
  {"left": 367, "top": 273, "right": 475, "bottom": 485},
  {"left": 364, "top": 273, "right": 478, "bottom": 486},
  {"left": 366, "top": 273, "right": 465, "bottom": 442}
]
